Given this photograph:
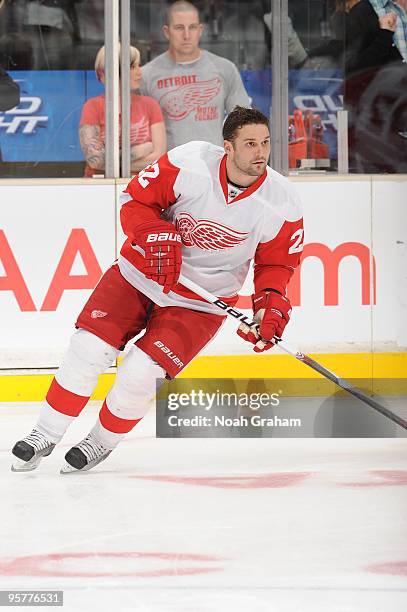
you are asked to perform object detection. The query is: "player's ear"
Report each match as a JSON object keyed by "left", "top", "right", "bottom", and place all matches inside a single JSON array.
[{"left": 224, "top": 139, "right": 233, "bottom": 154}]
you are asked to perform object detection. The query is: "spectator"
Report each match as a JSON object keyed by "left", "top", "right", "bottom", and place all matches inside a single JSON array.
[
  {"left": 368, "top": 0, "right": 407, "bottom": 59},
  {"left": 18, "top": 0, "right": 80, "bottom": 69},
  {"left": 306, "top": 2, "right": 347, "bottom": 69},
  {"left": 216, "top": 2, "right": 268, "bottom": 69},
  {"left": 344, "top": 1, "right": 406, "bottom": 74},
  {"left": 140, "top": 0, "right": 251, "bottom": 149},
  {"left": 79, "top": 44, "right": 166, "bottom": 177},
  {"left": 263, "top": 11, "right": 309, "bottom": 68},
  {"left": 342, "top": 0, "right": 407, "bottom": 172}
]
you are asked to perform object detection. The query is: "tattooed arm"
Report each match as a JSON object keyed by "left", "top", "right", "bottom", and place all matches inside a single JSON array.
[
  {"left": 79, "top": 120, "right": 167, "bottom": 174},
  {"left": 79, "top": 124, "right": 105, "bottom": 171}
]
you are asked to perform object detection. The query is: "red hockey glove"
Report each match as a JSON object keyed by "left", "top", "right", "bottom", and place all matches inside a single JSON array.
[
  {"left": 237, "top": 290, "right": 292, "bottom": 352},
  {"left": 134, "top": 220, "right": 182, "bottom": 294}
]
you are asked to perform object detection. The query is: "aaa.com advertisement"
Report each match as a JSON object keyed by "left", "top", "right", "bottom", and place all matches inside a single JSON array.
[{"left": 0, "top": 178, "right": 405, "bottom": 368}]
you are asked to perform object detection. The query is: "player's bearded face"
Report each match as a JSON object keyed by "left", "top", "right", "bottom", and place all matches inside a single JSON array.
[{"left": 229, "top": 125, "right": 270, "bottom": 178}]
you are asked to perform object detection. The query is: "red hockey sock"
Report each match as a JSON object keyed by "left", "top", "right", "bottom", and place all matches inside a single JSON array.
[
  {"left": 46, "top": 378, "right": 90, "bottom": 417},
  {"left": 99, "top": 399, "right": 142, "bottom": 434}
]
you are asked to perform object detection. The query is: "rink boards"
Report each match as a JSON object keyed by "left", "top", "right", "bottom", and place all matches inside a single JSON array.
[{"left": 0, "top": 175, "right": 406, "bottom": 399}]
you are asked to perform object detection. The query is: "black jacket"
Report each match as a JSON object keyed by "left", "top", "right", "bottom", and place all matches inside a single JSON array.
[
  {"left": 0, "top": 67, "right": 20, "bottom": 112},
  {"left": 344, "top": 0, "right": 403, "bottom": 75},
  {"left": 344, "top": 2, "right": 407, "bottom": 172},
  {"left": 309, "top": 1, "right": 406, "bottom": 172},
  {"left": 344, "top": 0, "right": 406, "bottom": 113},
  {"left": 309, "top": 1, "right": 403, "bottom": 72}
]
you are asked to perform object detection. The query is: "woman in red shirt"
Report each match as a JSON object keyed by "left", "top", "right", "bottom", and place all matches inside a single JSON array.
[{"left": 80, "top": 45, "right": 166, "bottom": 177}]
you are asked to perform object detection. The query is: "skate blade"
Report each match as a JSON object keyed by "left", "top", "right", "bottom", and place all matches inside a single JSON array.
[
  {"left": 60, "top": 450, "right": 112, "bottom": 475},
  {"left": 11, "top": 457, "right": 42, "bottom": 472},
  {"left": 60, "top": 462, "right": 82, "bottom": 474}
]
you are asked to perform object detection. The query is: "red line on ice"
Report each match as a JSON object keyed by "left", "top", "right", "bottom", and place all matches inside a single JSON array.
[
  {"left": 0, "top": 551, "right": 226, "bottom": 578},
  {"left": 130, "top": 472, "right": 312, "bottom": 488},
  {"left": 341, "top": 470, "right": 407, "bottom": 487},
  {"left": 366, "top": 561, "right": 407, "bottom": 576}
]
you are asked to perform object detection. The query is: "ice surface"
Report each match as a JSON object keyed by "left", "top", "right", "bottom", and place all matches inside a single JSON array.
[{"left": 1, "top": 402, "right": 406, "bottom": 612}]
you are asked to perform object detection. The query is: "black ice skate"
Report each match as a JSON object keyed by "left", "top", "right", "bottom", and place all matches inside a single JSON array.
[
  {"left": 11, "top": 429, "right": 56, "bottom": 472},
  {"left": 60, "top": 433, "right": 112, "bottom": 474}
]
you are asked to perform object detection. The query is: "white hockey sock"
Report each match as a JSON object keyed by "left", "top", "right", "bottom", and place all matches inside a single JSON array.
[
  {"left": 89, "top": 419, "right": 124, "bottom": 450},
  {"left": 36, "top": 402, "right": 76, "bottom": 444}
]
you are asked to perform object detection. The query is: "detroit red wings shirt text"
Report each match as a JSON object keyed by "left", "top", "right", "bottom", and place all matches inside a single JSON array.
[{"left": 159, "top": 77, "right": 222, "bottom": 121}]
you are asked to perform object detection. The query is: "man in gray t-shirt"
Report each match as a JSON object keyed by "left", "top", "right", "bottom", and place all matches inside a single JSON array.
[{"left": 141, "top": 0, "right": 251, "bottom": 150}]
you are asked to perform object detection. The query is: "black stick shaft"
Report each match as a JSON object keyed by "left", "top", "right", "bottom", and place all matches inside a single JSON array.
[{"left": 293, "top": 352, "right": 407, "bottom": 430}]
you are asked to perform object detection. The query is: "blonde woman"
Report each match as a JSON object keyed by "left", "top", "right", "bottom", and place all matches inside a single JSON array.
[{"left": 80, "top": 45, "right": 166, "bottom": 177}]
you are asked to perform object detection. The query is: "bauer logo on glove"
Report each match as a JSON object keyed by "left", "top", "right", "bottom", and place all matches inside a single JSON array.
[
  {"left": 146, "top": 232, "right": 182, "bottom": 243},
  {"left": 237, "top": 290, "right": 292, "bottom": 352}
]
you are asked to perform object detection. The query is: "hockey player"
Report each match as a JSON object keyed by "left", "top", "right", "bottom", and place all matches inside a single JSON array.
[{"left": 11, "top": 106, "right": 304, "bottom": 474}]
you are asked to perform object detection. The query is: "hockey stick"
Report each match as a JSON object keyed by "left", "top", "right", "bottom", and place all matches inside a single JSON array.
[{"left": 179, "top": 274, "right": 407, "bottom": 431}]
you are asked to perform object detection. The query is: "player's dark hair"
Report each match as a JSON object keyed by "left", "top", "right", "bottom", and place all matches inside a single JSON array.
[{"left": 223, "top": 106, "right": 269, "bottom": 142}]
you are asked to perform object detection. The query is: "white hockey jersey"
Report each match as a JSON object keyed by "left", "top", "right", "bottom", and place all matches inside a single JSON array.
[{"left": 119, "top": 141, "right": 303, "bottom": 315}]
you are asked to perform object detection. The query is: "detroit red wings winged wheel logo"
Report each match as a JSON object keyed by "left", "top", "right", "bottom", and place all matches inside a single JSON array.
[
  {"left": 160, "top": 77, "right": 222, "bottom": 120},
  {"left": 176, "top": 212, "right": 248, "bottom": 251}
]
